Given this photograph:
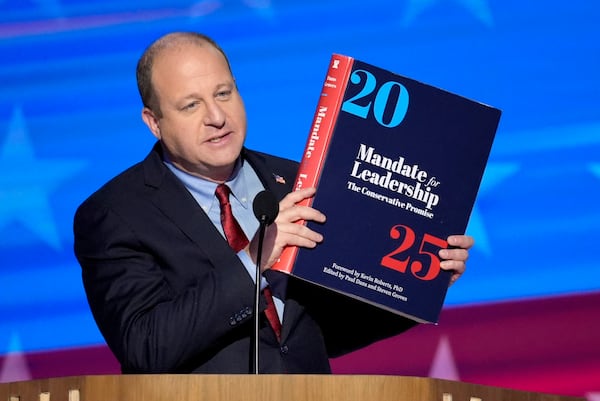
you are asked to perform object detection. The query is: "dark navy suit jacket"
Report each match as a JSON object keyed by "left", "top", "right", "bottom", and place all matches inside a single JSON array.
[{"left": 74, "top": 143, "right": 414, "bottom": 374}]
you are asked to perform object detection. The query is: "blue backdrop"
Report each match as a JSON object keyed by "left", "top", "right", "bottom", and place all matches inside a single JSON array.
[{"left": 1, "top": 0, "right": 599, "bottom": 355}]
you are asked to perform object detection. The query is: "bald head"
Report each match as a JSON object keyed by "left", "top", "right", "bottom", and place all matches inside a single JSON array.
[{"left": 136, "top": 32, "right": 232, "bottom": 116}]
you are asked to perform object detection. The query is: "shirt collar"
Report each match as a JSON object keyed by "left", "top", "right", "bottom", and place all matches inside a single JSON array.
[{"left": 163, "top": 155, "right": 251, "bottom": 213}]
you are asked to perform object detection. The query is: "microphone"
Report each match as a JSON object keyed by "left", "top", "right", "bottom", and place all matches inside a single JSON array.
[
  {"left": 251, "top": 190, "right": 279, "bottom": 374},
  {"left": 253, "top": 190, "right": 279, "bottom": 225}
]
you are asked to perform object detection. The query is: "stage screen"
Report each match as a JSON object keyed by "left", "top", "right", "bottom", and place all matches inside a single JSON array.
[{"left": 1, "top": 0, "right": 599, "bottom": 396}]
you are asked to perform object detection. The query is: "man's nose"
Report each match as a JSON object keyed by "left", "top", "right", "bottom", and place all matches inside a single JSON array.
[{"left": 203, "top": 101, "right": 226, "bottom": 127}]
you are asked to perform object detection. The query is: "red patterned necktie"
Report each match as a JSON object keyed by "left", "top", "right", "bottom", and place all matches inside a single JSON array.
[{"left": 215, "top": 184, "right": 282, "bottom": 342}]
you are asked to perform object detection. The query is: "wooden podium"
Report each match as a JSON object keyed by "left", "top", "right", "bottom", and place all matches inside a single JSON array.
[{"left": 0, "top": 375, "right": 585, "bottom": 401}]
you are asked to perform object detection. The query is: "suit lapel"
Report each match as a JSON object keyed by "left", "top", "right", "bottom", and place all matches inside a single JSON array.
[
  {"left": 142, "top": 144, "right": 303, "bottom": 342},
  {"left": 141, "top": 144, "right": 252, "bottom": 284},
  {"left": 242, "top": 149, "right": 294, "bottom": 201}
]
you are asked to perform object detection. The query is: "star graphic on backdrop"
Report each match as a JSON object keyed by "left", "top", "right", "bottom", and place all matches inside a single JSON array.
[
  {"left": 32, "top": 0, "right": 63, "bottom": 17},
  {"left": 402, "top": 0, "right": 494, "bottom": 27},
  {"left": 0, "top": 333, "right": 31, "bottom": 383},
  {"left": 428, "top": 335, "right": 460, "bottom": 380},
  {"left": 0, "top": 0, "right": 63, "bottom": 18},
  {"left": 469, "top": 122, "right": 600, "bottom": 256},
  {"left": 189, "top": 0, "right": 274, "bottom": 19},
  {"left": 587, "top": 393, "right": 600, "bottom": 401},
  {"left": 0, "top": 107, "right": 87, "bottom": 250},
  {"left": 466, "top": 162, "right": 520, "bottom": 256}
]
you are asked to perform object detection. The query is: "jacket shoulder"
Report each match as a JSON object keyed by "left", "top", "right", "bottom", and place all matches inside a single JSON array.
[{"left": 243, "top": 148, "right": 298, "bottom": 178}]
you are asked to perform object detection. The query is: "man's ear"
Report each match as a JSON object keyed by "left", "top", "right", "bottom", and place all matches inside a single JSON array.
[{"left": 142, "top": 107, "right": 161, "bottom": 140}]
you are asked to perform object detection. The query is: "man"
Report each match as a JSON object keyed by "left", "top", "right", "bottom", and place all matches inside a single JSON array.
[{"left": 73, "top": 32, "right": 473, "bottom": 374}]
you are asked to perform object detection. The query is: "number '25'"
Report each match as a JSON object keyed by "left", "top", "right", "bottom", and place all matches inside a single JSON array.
[{"left": 380, "top": 225, "right": 448, "bottom": 281}]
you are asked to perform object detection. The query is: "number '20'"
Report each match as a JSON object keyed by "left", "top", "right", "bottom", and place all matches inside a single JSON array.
[{"left": 341, "top": 69, "right": 409, "bottom": 128}]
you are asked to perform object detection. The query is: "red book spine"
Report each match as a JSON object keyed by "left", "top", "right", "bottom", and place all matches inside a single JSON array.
[{"left": 272, "top": 54, "right": 354, "bottom": 274}]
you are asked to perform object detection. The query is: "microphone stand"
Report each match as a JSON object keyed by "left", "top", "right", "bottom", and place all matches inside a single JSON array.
[
  {"left": 251, "top": 190, "right": 279, "bottom": 375},
  {"left": 252, "top": 216, "right": 268, "bottom": 374}
]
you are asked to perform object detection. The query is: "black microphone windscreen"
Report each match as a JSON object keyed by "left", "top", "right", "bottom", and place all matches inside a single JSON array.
[{"left": 252, "top": 190, "right": 279, "bottom": 225}]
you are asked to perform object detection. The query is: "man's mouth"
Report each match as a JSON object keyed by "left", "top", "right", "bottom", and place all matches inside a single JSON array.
[{"left": 208, "top": 132, "right": 231, "bottom": 143}]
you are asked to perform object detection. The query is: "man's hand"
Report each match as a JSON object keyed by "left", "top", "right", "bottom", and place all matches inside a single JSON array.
[
  {"left": 439, "top": 234, "right": 474, "bottom": 286},
  {"left": 247, "top": 187, "right": 326, "bottom": 272}
]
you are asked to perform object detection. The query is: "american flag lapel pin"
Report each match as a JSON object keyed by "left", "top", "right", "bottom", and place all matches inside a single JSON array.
[{"left": 273, "top": 173, "right": 286, "bottom": 184}]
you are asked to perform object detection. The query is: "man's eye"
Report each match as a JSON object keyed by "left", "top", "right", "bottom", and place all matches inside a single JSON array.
[
  {"left": 183, "top": 102, "right": 198, "bottom": 110},
  {"left": 216, "top": 90, "right": 232, "bottom": 99}
]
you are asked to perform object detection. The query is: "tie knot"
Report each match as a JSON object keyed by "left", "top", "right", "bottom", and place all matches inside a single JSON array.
[{"left": 215, "top": 183, "right": 231, "bottom": 207}]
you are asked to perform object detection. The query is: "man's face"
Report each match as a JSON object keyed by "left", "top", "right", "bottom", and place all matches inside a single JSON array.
[{"left": 142, "top": 41, "right": 247, "bottom": 182}]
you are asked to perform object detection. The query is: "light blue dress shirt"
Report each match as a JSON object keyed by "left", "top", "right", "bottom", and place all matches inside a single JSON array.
[{"left": 164, "top": 156, "right": 284, "bottom": 321}]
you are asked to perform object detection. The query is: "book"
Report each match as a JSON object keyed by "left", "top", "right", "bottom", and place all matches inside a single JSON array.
[{"left": 271, "top": 54, "right": 501, "bottom": 323}]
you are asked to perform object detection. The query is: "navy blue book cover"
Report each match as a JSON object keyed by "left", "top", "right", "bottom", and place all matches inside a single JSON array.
[{"left": 279, "top": 55, "right": 501, "bottom": 323}]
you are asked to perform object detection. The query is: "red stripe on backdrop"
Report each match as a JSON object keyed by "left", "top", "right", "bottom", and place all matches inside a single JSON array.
[
  {"left": 1, "top": 291, "right": 599, "bottom": 397},
  {"left": 331, "top": 291, "right": 600, "bottom": 397},
  {"left": 0, "top": 345, "right": 119, "bottom": 381}
]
